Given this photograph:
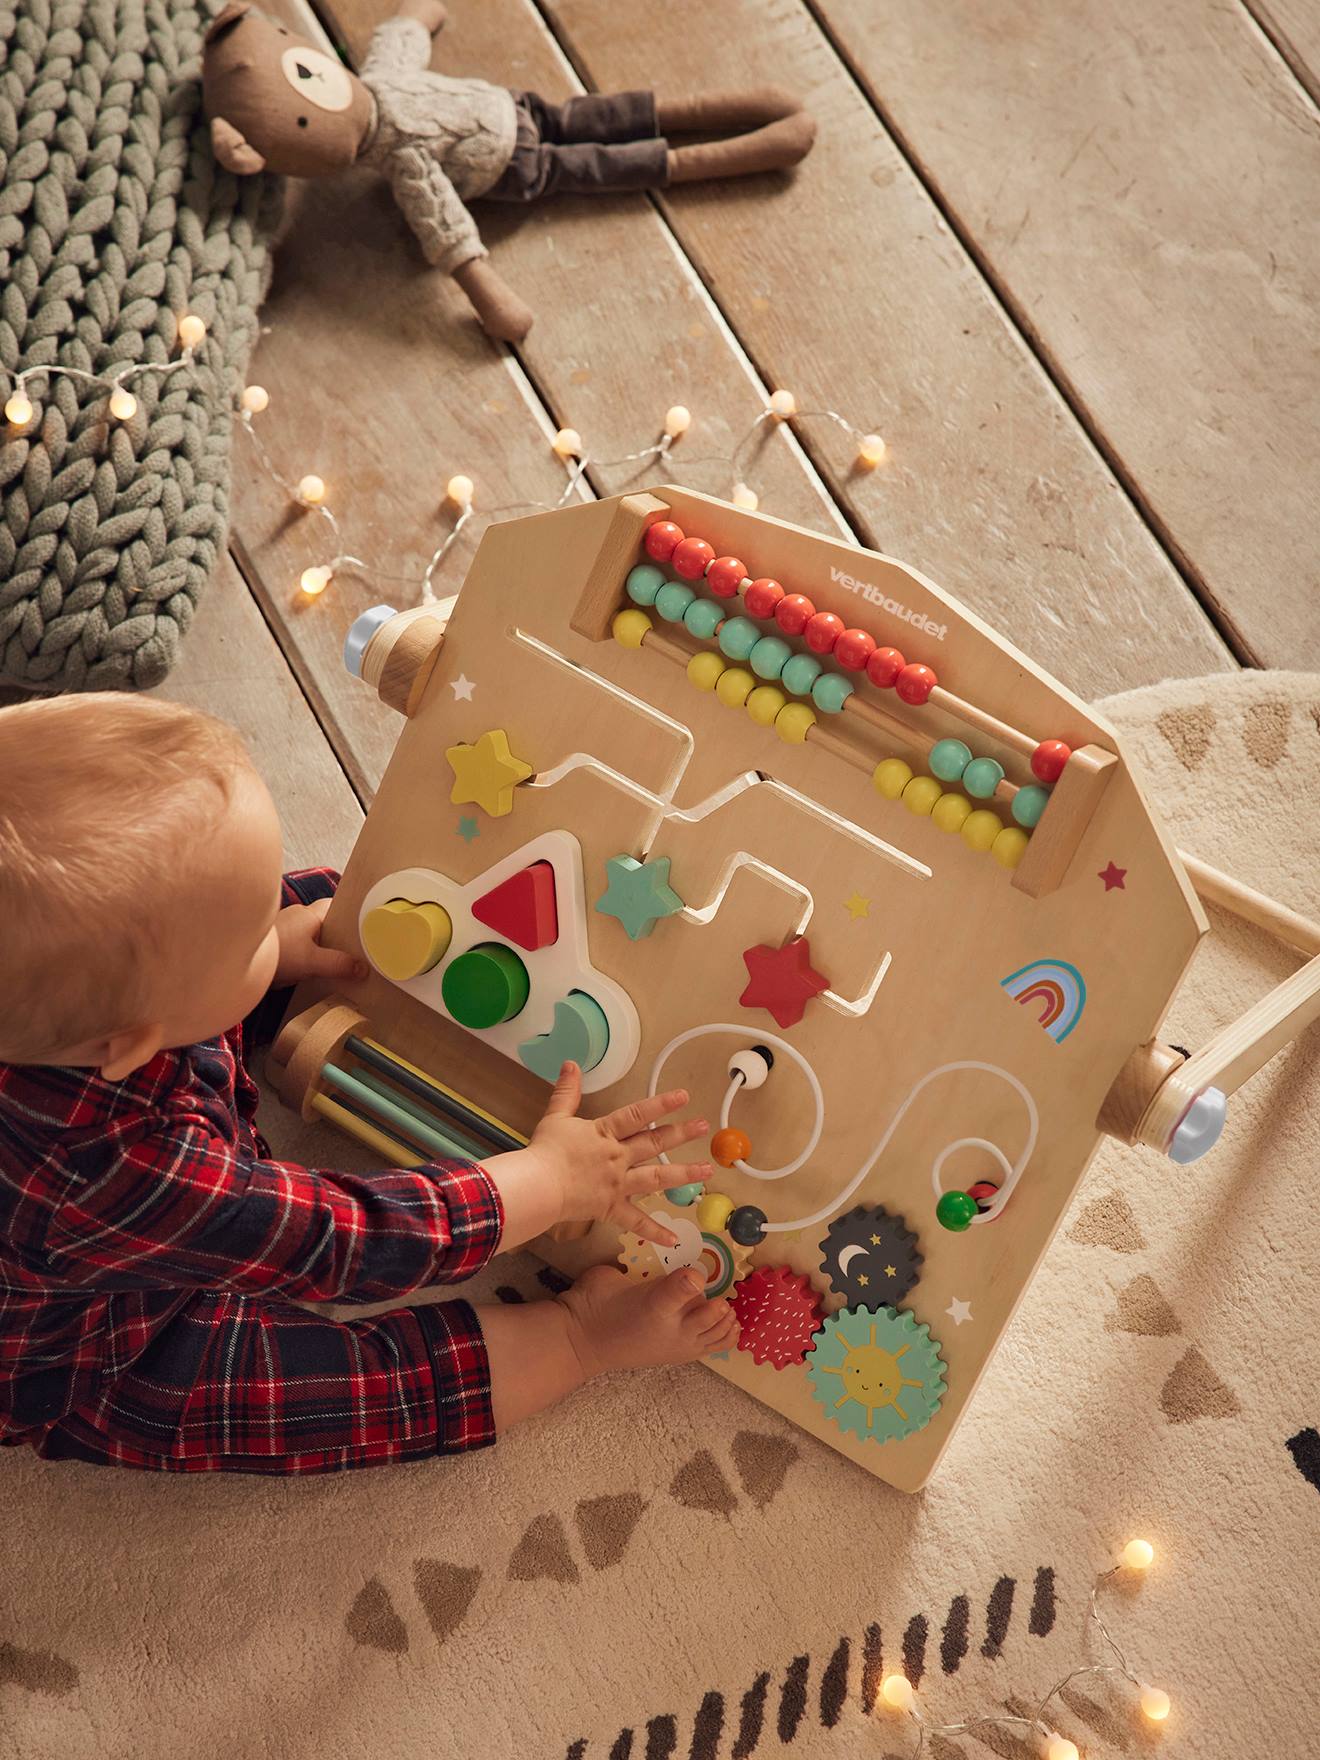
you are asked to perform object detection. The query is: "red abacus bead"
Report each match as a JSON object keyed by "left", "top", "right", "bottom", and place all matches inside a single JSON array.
[
  {"left": 671, "top": 536, "right": 716, "bottom": 580},
  {"left": 805, "top": 611, "right": 845, "bottom": 655},
  {"left": 707, "top": 555, "right": 747, "bottom": 598},
  {"left": 644, "top": 520, "right": 684, "bottom": 563},
  {"left": 866, "top": 646, "right": 906, "bottom": 689},
  {"left": 775, "top": 593, "right": 816, "bottom": 636},
  {"left": 895, "top": 662, "right": 938, "bottom": 705},
  {"left": 743, "top": 576, "right": 785, "bottom": 619},
  {"left": 1031, "top": 739, "right": 1072, "bottom": 784},
  {"left": 834, "top": 627, "right": 876, "bottom": 671}
]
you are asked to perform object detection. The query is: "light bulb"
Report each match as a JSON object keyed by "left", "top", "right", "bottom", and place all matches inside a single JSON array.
[
  {"left": 731, "top": 481, "right": 759, "bottom": 511},
  {"left": 858, "top": 432, "right": 887, "bottom": 466},
  {"left": 1140, "top": 1687, "right": 1170, "bottom": 1723},
  {"left": 240, "top": 384, "right": 269, "bottom": 414},
  {"left": 768, "top": 388, "right": 797, "bottom": 418},
  {"left": 299, "top": 565, "right": 332, "bottom": 597},
  {"left": 5, "top": 389, "right": 33, "bottom": 426},
  {"left": 297, "top": 474, "right": 326, "bottom": 506},
  {"left": 1120, "top": 1538, "right": 1155, "bottom": 1571},
  {"left": 447, "top": 473, "right": 474, "bottom": 507},
  {"left": 879, "top": 1674, "right": 914, "bottom": 1711},
  {"left": 178, "top": 313, "right": 207, "bottom": 349},
  {"left": 552, "top": 427, "right": 582, "bottom": 458},
  {"left": 109, "top": 386, "right": 137, "bottom": 421},
  {"left": 664, "top": 404, "right": 691, "bottom": 437},
  {"left": 1044, "top": 1737, "right": 1079, "bottom": 1760}
]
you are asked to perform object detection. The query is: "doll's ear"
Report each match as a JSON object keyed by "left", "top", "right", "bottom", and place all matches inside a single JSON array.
[
  {"left": 205, "top": 2, "right": 253, "bottom": 44},
  {"left": 211, "top": 115, "right": 267, "bottom": 175}
]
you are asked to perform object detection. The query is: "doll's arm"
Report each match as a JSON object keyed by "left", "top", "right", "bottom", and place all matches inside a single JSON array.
[
  {"left": 395, "top": 0, "right": 448, "bottom": 33},
  {"left": 453, "top": 257, "right": 534, "bottom": 343},
  {"left": 361, "top": 13, "right": 435, "bottom": 80}
]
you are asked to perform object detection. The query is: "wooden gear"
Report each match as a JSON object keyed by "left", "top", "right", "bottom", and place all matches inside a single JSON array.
[{"left": 272, "top": 487, "right": 1320, "bottom": 1490}]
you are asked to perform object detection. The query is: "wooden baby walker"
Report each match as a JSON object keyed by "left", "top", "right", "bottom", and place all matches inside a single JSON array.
[{"left": 272, "top": 488, "right": 1320, "bottom": 1491}]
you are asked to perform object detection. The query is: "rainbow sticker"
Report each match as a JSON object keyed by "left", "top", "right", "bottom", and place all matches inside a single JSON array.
[{"left": 1000, "top": 959, "right": 1087, "bottom": 1043}]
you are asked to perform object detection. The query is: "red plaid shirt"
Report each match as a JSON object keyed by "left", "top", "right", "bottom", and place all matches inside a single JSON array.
[{"left": 0, "top": 870, "right": 504, "bottom": 1473}]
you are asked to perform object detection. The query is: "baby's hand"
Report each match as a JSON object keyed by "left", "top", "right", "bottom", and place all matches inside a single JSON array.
[
  {"left": 531, "top": 1062, "right": 712, "bottom": 1247},
  {"left": 272, "top": 898, "right": 368, "bottom": 988}
]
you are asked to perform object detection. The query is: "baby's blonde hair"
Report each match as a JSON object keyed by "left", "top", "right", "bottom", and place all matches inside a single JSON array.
[{"left": 0, "top": 694, "right": 250, "bottom": 1064}]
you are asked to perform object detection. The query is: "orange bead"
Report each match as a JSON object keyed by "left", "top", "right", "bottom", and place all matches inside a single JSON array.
[
  {"left": 707, "top": 555, "right": 747, "bottom": 598},
  {"left": 834, "top": 627, "right": 876, "bottom": 670},
  {"left": 895, "top": 662, "right": 938, "bottom": 704},
  {"left": 711, "top": 1127, "right": 752, "bottom": 1167},
  {"left": 671, "top": 536, "right": 716, "bottom": 580},
  {"left": 866, "top": 646, "right": 905, "bottom": 689},
  {"left": 804, "top": 610, "right": 845, "bottom": 654},
  {"left": 644, "top": 520, "right": 684, "bottom": 562},
  {"left": 1032, "top": 738, "right": 1072, "bottom": 783},
  {"left": 775, "top": 593, "right": 816, "bottom": 636},
  {"left": 743, "top": 576, "right": 785, "bottom": 618}
]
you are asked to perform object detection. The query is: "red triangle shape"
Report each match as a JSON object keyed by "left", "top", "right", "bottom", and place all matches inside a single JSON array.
[{"left": 471, "top": 861, "right": 558, "bottom": 951}]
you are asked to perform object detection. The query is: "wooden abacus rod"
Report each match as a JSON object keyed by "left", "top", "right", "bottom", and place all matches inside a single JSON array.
[{"left": 926, "top": 687, "right": 1039, "bottom": 761}]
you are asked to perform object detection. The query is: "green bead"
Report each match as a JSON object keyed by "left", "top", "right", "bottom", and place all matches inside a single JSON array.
[
  {"left": 717, "top": 616, "right": 761, "bottom": 661},
  {"left": 930, "top": 738, "right": 973, "bottom": 782},
  {"left": 781, "top": 653, "right": 823, "bottom": 697},
  {"left": 655, "top": 582, "right": 696, "bottom": 623},
  {"left": 963, "top": 757, "right": 1006, "bottom": 799},
  {"left": 625, "top": 563, "right": 666, "bottom": 606},
  {"left": 1012, "top": 783, "right": 1051, "bottom": 828},
  {"left": 750, "top": 635, "right": 792, "bottom": 680},
  {"left": 937, "top": 1190, "right": 979, "bottom": 1232},
  {"left": 441, "top": 943, "right": 530, "bottom": 1029},
  {"left": 811, "top": 672, "right": 855, "bottom": 714},
  {"left": 665, "top": 1181, "right": 704, "bottom": 1207},
  {"left": 683, "top": 597, "right": 725, "bottom": 640}
]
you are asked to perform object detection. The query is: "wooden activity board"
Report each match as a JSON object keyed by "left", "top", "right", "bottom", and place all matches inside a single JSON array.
[{"left": 274, "top": 487, "right": 1214, "bottom": 1491}]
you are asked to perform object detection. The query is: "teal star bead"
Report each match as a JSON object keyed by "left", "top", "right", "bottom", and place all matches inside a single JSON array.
[{"left": 595, "top": 854, "right": 684, "bottom": 941}]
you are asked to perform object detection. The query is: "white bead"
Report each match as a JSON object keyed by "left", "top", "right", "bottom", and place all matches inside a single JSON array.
[
  {"left": 731, "top": 482, "right": 758, "bottom": 511},
  {"left": 5, "top": 391, "right": 33, "bottom": 426},
  {"left": 109, "top": 386, "right": 137, "bottom": 421},
  {"left": 297, "top": 474, "right": 326, "bottom": 506},
  {"left": 552, "top": 427, "right": 582, "bottom": 458},
  {"left": 240, "top": 384, "right": 269, "bottom": 414},
  {"left": 664, "top": 404, "right": 691, "bottom": 437},
  {"left": 768, "top": 388, "right": 797, "bottom": 418},
  {"left": 447, "top": 473, "right": 475, "bottom": 506},
  {"left": 728, "top": 1047, "right": 773, "bottom": 1090},
  {"left": 178, "top": 313, "right": 207, "bottom": 349}
]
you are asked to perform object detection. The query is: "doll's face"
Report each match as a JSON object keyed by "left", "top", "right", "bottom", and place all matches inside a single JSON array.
[{"left": 203, "top": 3, "right": 374, "bottom": 179}]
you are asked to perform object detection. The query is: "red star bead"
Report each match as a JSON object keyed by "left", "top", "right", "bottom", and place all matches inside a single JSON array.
[{"left": 739, "top": 936, "right": 830, "bottom": 1028}]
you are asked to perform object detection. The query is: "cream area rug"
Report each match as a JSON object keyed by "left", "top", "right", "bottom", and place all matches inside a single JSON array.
[{"left": 3, "top": 670, "right": 1318, "bottom": 1759}]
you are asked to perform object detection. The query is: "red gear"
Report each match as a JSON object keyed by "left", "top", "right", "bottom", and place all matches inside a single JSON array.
[{"left": 731, "top": 1265, "right": 824, "bottom": 1369}]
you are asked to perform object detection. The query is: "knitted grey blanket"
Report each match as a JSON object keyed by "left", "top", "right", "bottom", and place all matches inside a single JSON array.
[{"left": 0, "top": 0, "right": 281, "bottom": 691}]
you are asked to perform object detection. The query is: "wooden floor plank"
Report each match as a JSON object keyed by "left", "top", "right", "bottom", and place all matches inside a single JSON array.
[
  {"left": 1242, "top": 0, "right": 1320, "bottom": 102},
  {"left": 809, "top": 0, "right": 1319, "bottom": 668},
  {"left": 156, "top": 553, "right": 363, "bottom": 871},
  {"left": 544, "top": 0, "right": 1234, "bottom": 700}
]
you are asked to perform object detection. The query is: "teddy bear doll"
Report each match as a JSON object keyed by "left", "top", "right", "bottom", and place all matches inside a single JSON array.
[{"left": 202, "top": 0, "right": 816, "bottom": 343}]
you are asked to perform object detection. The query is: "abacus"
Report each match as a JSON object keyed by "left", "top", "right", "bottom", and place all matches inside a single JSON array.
[{"left": 271, "top": 487, "right": 1320, "bottom": 1490}]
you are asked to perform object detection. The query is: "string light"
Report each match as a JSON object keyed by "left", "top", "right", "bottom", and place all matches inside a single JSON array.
[
  {"left": 297, "top": 473, "right": 326, "bottom": 506},
  {"left": 300, "top": 565, "right": 332, "bottom": 597},
  {"left": 663, "top": 404, "right": 691, "bottom": 437},
  {"left": 858, "top": 432, "right": 888, "bottom": 466},
  {"left": 108, "top": 386, "right": 137, "bottom": 421},
  {"left": 5, "top": 389, "right": 33, "bottom": 426},
  {"left": 2, "top": 314, "right": 206, "bottom": 433},
  {"left": 872, "top": 1548, "right": 1169, "bottom": 1758},
  {"left": 240, "top": 384, "right": 269, "bottom": 414},
  {"left": 177, "top": 313, "right": 207, "bottom": 349},
  {"left": 768, "top": 387, "right": 798, "bottom": 418},
  {"left": 552, "top": 427, "right": 582, "bottom": 458},
  {"left": 446, "top": 473, "right": 474, "bottom": 509},
  {"left": 731, "top": 481, "right": 759, "bottom": 510}
]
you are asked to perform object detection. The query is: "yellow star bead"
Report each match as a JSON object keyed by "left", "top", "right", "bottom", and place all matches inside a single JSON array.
[{"left": 446, "top": 728, "right": 534, "bottom": 818}]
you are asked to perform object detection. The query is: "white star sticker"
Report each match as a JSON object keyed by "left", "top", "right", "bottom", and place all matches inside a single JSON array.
[
  {"left": 946, "top": 1297, "right": 973, "bottom": 1326},
  {"left": 449, "top": 674, "right": 476, "bottom": 701}
]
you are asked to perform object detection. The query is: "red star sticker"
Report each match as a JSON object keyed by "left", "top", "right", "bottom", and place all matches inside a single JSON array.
[
  {"left": 1099, "top": 861, "right": 1127, "bottom": 891},
  {"left": 739, "top": 936, "right": 830, "bottom": 1027}
]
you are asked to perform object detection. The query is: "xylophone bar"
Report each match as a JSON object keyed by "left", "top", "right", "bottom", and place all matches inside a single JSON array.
[{"left": 345, "top": 1035, "right": 528, "bottom": 1153}]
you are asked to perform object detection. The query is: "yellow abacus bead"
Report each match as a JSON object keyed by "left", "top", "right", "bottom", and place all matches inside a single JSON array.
[
  {"left": 775, "top": 701, "right": 816, "bottom": 744},
  {"left": 931, "top": 792, "right": 972, "bottom": 834},
  {"left": 746, "top": 684, "right": 787, "bottom": 727},
  {"left": 902, "top": 775, "right": 942, "bottom": 816},
  {"left": 612, "top": 608, "right": 652, "bottom": 649},
  {"left": 687, "top": 651, "right": 727, "bottom": 691},
  {"left": 696, "top": 1192, "right": 734, "bottom": 1233},
  {"left": 961, "top": 808, "right": 1001, "bottom": 852},
  {"left": 873, "top": 758, "right": 913, "bottom": 800},
  {"left": 991, "top": 826, "right": 1029, "bottom": 869},
  {"left": 716, "top": 666, "right": 756, "bottom": 709}
]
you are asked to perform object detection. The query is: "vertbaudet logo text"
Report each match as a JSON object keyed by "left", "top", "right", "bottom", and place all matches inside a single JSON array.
[{"left": 829, "top": 566, "right": 947, "bottom": 641}]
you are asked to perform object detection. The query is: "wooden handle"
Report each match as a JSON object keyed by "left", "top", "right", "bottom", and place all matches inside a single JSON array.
[{"left": 361, "top": 606, "right": 450, "bottom": 716}]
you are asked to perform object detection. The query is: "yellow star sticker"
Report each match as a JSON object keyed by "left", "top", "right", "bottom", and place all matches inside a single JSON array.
[
  {"left": 870, "top": 1234, "right": 883, "bottom": 1246},
  {"left": 884, "top": 1264, "right": 897, "bottom": 1278},
  {"left": 857, "top": 1272, "right": 869, "bottom": 1288},
  {"left": 446, "top": 729, "right": 533, "bottom": 818},
  {"left": 844, "top": 892, "right": 871, "bottom": 920}
]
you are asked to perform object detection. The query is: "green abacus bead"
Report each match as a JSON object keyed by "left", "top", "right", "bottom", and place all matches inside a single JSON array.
[
  {"left": 1012, "top": 784, "right": 1051, "bottom": 828},
  {"left": 811, "top": 672, "right": 855, "bottom": 714},
  {"left": 665, "top": 1181, "right": 704, "bottom": 1207},
  {"left": 718, "top": 616, "right": 761, "bottom": 661},
  {"left": 937, "top": 1190, "right": 979, "bottom": 1232},
  {"left": 655, "top": 581, "right": 696, "bottom": 623},
  {"left": 930, "top": 738, "right": 973, "bottom": 782},
  {"left": 963, "top": 757, "right": 1006, "bottom": 799},
  {"left": 625, "top": 563, "right": 666, "bottom": 606},
  {"left": 683, "top": 597, "right": 725, "bottom": 640},
  {"left": 750, "top": 635, "right": 793, "bottom": 680},
  {"left": 781, "top": 653, "right": 823, "bottom": 697}
]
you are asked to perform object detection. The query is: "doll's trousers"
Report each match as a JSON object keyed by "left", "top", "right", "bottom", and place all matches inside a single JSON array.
[{"left": 487, "top": 89, "right": 669, "bottom": 201}]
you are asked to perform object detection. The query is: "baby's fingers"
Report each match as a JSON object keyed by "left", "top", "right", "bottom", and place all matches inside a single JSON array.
[
  {"left": 601, "top": 1087, "right": 691, "bottom": 1140},
  {"left": 639, "top": 1160, "right": 714, "bottom": 1196},
  {"left": 626, "top": 1117, "right": 709, "bottom": 1166},
  {"left": 618, "top": 1203, "right": 679, "bottom": 1250}
]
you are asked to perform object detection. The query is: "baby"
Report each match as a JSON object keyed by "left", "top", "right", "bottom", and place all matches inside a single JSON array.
[{"left": 0, "top": 693, "right": 735, "bottom": 1474}]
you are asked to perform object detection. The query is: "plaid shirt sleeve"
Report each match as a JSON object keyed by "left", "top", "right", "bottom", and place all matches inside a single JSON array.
[{"left": 38, "top": 1113, "right": 505, "bottom": 1304}]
